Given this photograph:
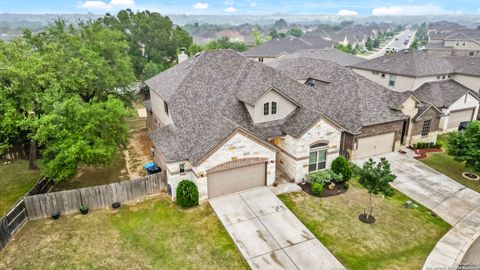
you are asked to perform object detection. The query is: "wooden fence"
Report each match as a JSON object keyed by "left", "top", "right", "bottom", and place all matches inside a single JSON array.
[
  {"left": 24, "top": 173, "right": 166, "bottom": 220},
  {"left": 0, "top": 177, "right": 52, "bottom": 250}
]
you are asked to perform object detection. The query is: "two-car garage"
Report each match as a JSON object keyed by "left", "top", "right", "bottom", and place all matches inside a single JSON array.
[{"left": 207, "top": 162, "right": 266, "bottom": 198}]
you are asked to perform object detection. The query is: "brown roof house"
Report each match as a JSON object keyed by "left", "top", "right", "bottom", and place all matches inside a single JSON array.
[
  {"left": 145, "top": 50, "right": 434, "bottom": 201},
  {"left": 218, "top": 29, "right": 245, "bottom": 42}
]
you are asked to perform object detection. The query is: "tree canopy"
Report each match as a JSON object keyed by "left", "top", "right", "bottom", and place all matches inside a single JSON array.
[
  {"left": 447, "top": 121, "right": 480, "bottom": 173},
  {"left": 100, "top": 9, "right": 192, "bottom": 79},
  {"left": 206, "top": 37, "right": 248, "bottom": 52},
  {"left": 0, "top": 19, "right": 135, "bottom": 181}
]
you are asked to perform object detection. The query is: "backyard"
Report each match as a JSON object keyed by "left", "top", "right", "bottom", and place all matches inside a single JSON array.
[
  {"left": 0, "top": 195, "right": 248, "bottom": 270},
  {"left": 279, "top": 179, "right": 451, "bottom": 270},
  {"left": 0, "top": 160, "right": 43, "bottom": 215},
  {"left": 420, "top": 134, "right": 480, "bottom": 193}
]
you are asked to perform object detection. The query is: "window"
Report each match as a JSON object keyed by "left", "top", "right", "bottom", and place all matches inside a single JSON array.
[
  {"left": 263, "top": 102, "right": 269, "bottom": 115},
  {"left": 271, "top": 102, "right": 277, "bottom": 115},
  {"left": 421, "top": 120, "right": 431, "bottom": 137},
  {"left": 381, "top": 73, "right": 385, "bottom": 78},
  {"left": 442, "top": 75, "right": 446, "bottom": 79},
  {"left": 308, "top": 148, "right": 327, "bottom": 172},
  {"left": 456, "top": 41, "right": 460, "bottom": 46},
  {"left": 447, "top": 74, "right": 452, "bottom": 78},
  {"left": 469, "top": 51, "right": 475, "bottom": 56},
  {"left": 164, "top": 101, "right": 169, "bottom": 116},
  {"left": 437, "top": 76, "right": 441, "bottom": 79},
  {"left": 259, "top": 58, "right": 264, "bottom": 63},
  {"left": 462, "top": 41, "right": 466, "bottom": 46},
  {"left": 179, "top": 163, "right": 185, "bottom": 173},
  {"left": 388, "top": 74, "right": 396, "bottom": 87}
]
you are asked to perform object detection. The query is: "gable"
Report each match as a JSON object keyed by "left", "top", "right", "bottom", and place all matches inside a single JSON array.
[{"left": 246, "top": 88, "right": 300, "bottom": 124}]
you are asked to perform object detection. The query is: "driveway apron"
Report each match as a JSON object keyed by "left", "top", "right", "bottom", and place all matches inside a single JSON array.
[{"left": 210, "top": 187, "right": 345, "bottom": 270}]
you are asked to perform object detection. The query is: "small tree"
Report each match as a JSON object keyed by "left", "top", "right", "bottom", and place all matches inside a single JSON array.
[
  {"left": 176, "top": 180, "right": 199, "bottom": 208},
  {"left": 331, "top": 156, "right": 352, "bottom": 182},
  {"left": 358, "top": 158, "right": 396, "bottom": 223},
  {"left": 447, "top": 121, "right": 480, "bottom": 176}
]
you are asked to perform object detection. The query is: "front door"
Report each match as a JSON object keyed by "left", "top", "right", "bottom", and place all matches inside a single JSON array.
[{"left": 400, "top": 118, "right": 409, "bottom": 145}]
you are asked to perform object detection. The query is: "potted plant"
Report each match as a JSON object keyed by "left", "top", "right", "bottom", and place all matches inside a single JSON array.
[
  {"left": 51, "top": 210, "right": 60, "bottom": 220},
  {"left": 112, "top": 202, "right": 121, "bottom": 209},
  {"left": 79, "top": 204, "right": 89, "bottom": 215}
]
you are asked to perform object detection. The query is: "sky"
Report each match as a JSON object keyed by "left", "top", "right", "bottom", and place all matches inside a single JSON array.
[{"left": 0, "top": 0, "right": 479, "bottom": 15}]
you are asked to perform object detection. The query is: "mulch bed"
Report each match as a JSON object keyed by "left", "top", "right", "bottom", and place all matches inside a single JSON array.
[
  {"left": 299, "top": 182, "right": 348, "bottom": 197},
  {"left": 410, "top": 147, "right": 443, "bottom": 160}
]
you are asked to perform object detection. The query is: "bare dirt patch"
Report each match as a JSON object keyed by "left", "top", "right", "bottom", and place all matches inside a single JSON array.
[{"left": 124, "top": 130, "right": 153, "bottom": 178}]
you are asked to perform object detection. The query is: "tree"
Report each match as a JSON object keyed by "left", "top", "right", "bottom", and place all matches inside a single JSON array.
[
  {"left": 273, "top": 18, "right": 288, "bottom": 30},
  {"left": 269, "top": 29, "right": 286, "bottom": 39},
  {"left": 365, "top": 37, "right": 373, "bottom": 51},
  {"left": 206, "top": 37, "right": 248, "bottom": 52},
  {"left": 100, "top": 9, "right": 192, "bottom": 79},
  {"left": 372, "top": 38, "right": 381, "bottom": 48},
  {"left": 331, "top": 156, "right": 352, "bottom": 182},
  {"left": 287, "top": 28, "right": 303, "bottom": 37},
  {"left": 447, "top": 121, "right": 480, "bottom": 176},
  {"left": 252, "top": 28, "right": 269, "bottom": 46},
  {"left": 33, "top": 96, "right": 131, "bottom": 180},
  {"left": 358, "top": 158, "right": 396, "bottom": 223}
]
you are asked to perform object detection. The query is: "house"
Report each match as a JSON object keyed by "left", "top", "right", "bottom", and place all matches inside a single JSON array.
[
  {"left": 350, "top": 49, "right": 480, "bottom": 131},
  {"left": 427, "top": 29, "right": 480, "bottom": 57},
  {"left": 272, "top": 57, "right": 442, "bottom": 156},
  {"left": 146, "top": 50, "right": 432, "bottom": 200},
  {"left": 145, "top": 50, "right": 439, "bottom": 201},
  {"left": 218, "top": 29, "right": 245, "bottom": 42},
  {"left": 242, "top": 36, "right": 333, "bottom": 63},
  {"left": 266, "top": 47, "right": 365, "bottom": 67},
  {"left": 413, "top": 80, "right": 480, "bottom": 132}
]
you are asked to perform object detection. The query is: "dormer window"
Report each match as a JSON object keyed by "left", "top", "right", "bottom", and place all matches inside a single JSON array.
[
  {"left": 271, "top": 102, "right": 277, "bottom": 115},
  {"left": 263, "top": 102, "right": 269, "bottom": 115}
]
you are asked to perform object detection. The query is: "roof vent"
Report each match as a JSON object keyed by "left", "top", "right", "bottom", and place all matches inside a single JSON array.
[{"left": 404, "top": 49, "right": 409, "bottom": 53}]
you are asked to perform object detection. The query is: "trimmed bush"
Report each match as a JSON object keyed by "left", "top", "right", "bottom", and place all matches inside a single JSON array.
[
  {"left": 176, "top": 180, "right": 199, "bottom": 208},
  {"left": 413, "top": 142, "right": 441, "bottom": 149},
  {"left": 331, "top": 156, "right": 352, "bottom": 182},
  {"left": 311, "top": 182, "right": 324, "bottom": 196},
  {"left": 306, "top": 169, "right": 343, "bottom": 184}
]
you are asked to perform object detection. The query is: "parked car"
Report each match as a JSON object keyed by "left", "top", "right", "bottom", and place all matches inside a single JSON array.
[
  {"left": 418, "top": 46, "right": 426, "bottom": 50},
  {"left": 395, "top": 37, "right": 399, "bottom": 41},
  {"left": 404, "top": 39, "right": 409, "bottom": 45},
  {"left": 458, "top": 121, "right": 470, "bottom": 131}
]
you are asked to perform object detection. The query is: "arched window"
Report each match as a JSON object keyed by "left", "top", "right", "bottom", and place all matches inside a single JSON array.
[
  {"left": 271, "top": 102, "right": 277, "bottom": 115},
  {"left": 263, "top": 102, "right": 269, "bottom": 115},
  {"left": 308, "top": 142, "right": 329, "bottom": 172}
]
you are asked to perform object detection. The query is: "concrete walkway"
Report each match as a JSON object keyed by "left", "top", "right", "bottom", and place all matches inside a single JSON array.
[
  {"left": 209, "top": 187, "right": 345, "bottom": 270},
  {"left": 354, "top": 152, "right": 480, "bottom": 269}
]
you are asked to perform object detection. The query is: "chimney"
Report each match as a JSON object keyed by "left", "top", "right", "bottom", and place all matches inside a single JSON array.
[{"left": 178, "top": 47, "right": 188, "bottom": 64}]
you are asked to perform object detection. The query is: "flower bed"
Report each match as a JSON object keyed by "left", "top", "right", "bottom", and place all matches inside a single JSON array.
[
  {"left": 412, "top": 148, "right": 443, "bottom": 160},
  {"left": 298, "top": 181, "right": 348, "bottom": 197}
]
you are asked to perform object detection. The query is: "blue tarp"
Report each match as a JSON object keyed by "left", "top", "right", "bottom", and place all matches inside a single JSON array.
[{"left": 144, "top": 162, "right": 156, "bottom": 170}]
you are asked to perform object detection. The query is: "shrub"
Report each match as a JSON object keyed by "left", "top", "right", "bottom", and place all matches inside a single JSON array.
[
  {"left": 331, "top": 156, "right": 352, "bottom": 182},
  {"left": 311, "top": 182, "right": 324, "bottom": 195},
  {"left": 176, "top": 180, "right": 199, "bottom": 208},
  {"left": 306, "top": 169, "right": 343, "bottom": 184},
  {"left": 344, "top": 182, "right": 350, "bottom": 189}
]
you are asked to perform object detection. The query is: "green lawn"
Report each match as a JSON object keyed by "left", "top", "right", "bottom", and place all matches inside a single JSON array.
[
  {"left": 420, "top": 134, "right": 480, "bottom": 193},
  {"left": 279, "top": 180, "right": 450, "bottom": 270},
  {"left": 0, "top": 160, "right": 43, "bottom": 215},
  {"left": 0, "top": 196, "right": 248, "bottom": 270}
]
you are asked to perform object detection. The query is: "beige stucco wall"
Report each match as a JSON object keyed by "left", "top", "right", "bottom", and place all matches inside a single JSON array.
[
  {"left": 246, "top": 89, "right": 298, "bottom": 124},
  {"left": 150, "top": 90, "right": 174, "bottom": 127},
  {"left": 454, "top": 74, "right": 480, "bottom": 93},
  {"left": 165, "top": 132, "right": 276, "bottom": 201},
  {"left": 445, "top": 40, "right": 480, "bottom": 51},
  {"left": 274, "top": 118, "right": 341, "bottom": 182},
  {"left": 440, "top": 93, "right": 479, "bottom": 132}
]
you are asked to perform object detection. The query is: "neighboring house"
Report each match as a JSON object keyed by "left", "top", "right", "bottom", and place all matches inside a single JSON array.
[
  {"left": 242, "top": 36, "right": 333, "bottom": 63},
  {"left": 413, "top": 80, "right": 480, "bottom": 132},
  {"left": 145, "top": 50, "right": 432, "bottom": 201},
  {"left": 218, "top": 29, "right": 245, "bottom": 42},
  {"left": 427, "top": 29, "right": 480, "bottom": 57},
  {"left": 266, "top": 47, "right": 365, "bottom": 67},
  {"left": 351, "top": 49, "right": 480, "bottom": 131},
  {"left": 272, "top": 57, "right": 441, "bottom": 158}
]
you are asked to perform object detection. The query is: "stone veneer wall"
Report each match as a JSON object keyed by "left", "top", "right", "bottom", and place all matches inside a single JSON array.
[
  {"left": 409, "top": 107, "right": 441, "bottom": 145},
  {"left": 165, "top": 132, "right": 276, "bottom": 201},
  {"left": 275, "top": 119, "right": 342, "bottom": 182}
]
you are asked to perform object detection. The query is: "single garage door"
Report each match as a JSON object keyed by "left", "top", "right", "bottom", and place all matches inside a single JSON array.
[
  {"left": 207, "top": 163, "right": 266, "bottom": 198},
  {"left": 447, "top": 109, "right": 474, "bottom": 129},
  {"left": 356, "top": 132, "right": 395, "bottom": 159}
]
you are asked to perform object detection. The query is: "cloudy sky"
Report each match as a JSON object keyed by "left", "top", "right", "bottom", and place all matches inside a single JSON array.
[{"left": 0, "top": 0, "right": 479, "bottom": 15}]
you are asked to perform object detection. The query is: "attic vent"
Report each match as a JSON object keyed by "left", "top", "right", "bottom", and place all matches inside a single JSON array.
[{"left": 305, "top": 78, "right": 316, "bottom": 87}]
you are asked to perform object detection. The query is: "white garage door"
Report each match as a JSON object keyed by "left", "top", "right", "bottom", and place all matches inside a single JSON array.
[
  {"left": 447, "top": 109, "right": 474, "bottom": 129},
  {"left": 207, "top": 163, "right": 266, "bottom": 198},
  {"left": 356, "top": 132, "right": 395, "bottom": 159}
]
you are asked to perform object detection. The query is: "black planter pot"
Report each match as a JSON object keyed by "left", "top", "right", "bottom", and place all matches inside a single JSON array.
[
  {"left": 51, "top": 211, "right": 60, "bottom": 220},
  {"left": 80, "top": 208, "right": 89, "bottom": 215},
  {"left": 112, "top": 202, "right": 121, "bottom": 209}
]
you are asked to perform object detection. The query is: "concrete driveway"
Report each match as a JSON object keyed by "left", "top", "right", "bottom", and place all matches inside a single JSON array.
[
  {"left": 209, "top": 187, "right": 345, "bottom": 270},
  {"left": 354, "top": 152, "right": 480, "bottom": 269}
]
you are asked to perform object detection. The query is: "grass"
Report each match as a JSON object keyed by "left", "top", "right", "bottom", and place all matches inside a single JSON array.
[
  {"left": 278, "top": 180, "right": 451, "bottom": 270},
  {"left": 0, "top": 196, "right": 248, "bottom": 270},
  {"left": 0, "top": 160, "right": 43, "bottom": 215},
  {"left": 51, "top": 150, "right": 129, "bottom": 192},
  {"left": 420, "top": 134, "right": 480, "bottom": 193}
]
